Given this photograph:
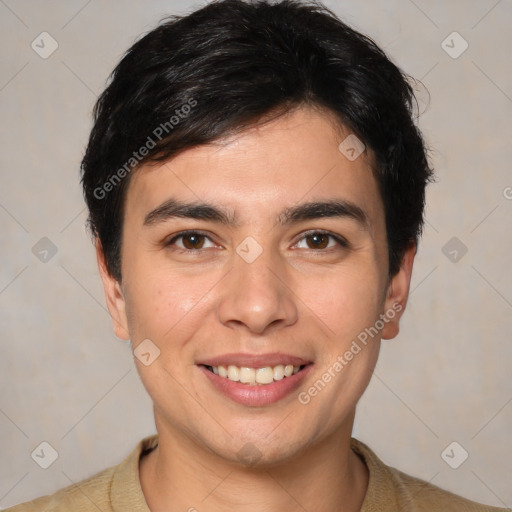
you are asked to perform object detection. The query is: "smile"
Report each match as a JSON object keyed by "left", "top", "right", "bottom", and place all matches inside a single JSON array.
[{"left": 205, "top": 364, "right": 304, "bottom": 385}]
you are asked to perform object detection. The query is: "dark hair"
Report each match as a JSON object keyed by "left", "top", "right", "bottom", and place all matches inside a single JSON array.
[{"left": 81, "top": 0, "right": 433, "bottom": 281}]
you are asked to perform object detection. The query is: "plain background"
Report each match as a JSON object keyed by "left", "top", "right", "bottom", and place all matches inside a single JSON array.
[{"left": 1, "top": 0, "right": 511, "bottom": 509}]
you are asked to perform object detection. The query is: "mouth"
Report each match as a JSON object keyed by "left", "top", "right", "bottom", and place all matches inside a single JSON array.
[
  {"left": 202, "top": 363, "right": 307, "bottom": 385},
  {"left": 197, "top": 354, "right": 313, "bottom": 406}
]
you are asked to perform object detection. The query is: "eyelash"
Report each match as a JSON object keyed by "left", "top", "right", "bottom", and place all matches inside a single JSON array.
[{"left": 165, "top": 229, "right": 349, "bottom": 254}]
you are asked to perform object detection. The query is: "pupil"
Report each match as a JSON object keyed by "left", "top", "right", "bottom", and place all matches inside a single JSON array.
[
  {"left": 309, "top": 234, "right": 327, "bottom": 249},
  {"left": 184, "top": 234, "right": 203, "bottom": 249}
]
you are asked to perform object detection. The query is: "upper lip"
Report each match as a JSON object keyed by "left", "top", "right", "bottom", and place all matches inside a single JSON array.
[{"left": 197, "top": 352, "right": 312, "bottom": 368}]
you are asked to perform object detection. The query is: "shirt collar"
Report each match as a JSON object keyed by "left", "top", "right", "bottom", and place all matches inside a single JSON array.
[
  {"left": 111, "top": 433, "right": 158, "bottom": 512},
  {"left": 109, "top": 434, "right": 406, "bottom": 512}
]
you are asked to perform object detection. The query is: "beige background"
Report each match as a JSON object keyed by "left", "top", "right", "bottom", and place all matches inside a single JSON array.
[{"left": 1, "top": 0, "right": 511, "bottom": 509}]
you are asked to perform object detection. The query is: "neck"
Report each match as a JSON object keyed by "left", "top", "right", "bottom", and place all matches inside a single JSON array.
[{"left": 139, "top": 412, "right": 368, "bottom": 512}]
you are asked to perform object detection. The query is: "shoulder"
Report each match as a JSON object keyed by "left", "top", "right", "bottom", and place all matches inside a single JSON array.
[
  {"left": 351, "top": 438, "right": 508, "bottom": 512},
  {"left": 4, "top": 465, "right": 117, "bottom": 512},
  {"left": 388, "top": 465, "right": 507, "bottom": 512},
  {"left": 5, "top": 434, "right": 158, "bottom": 512}
]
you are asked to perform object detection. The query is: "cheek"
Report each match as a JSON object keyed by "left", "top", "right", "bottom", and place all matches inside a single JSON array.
[
  {"left": 296, "top": 265, "right": 384, "bottom": 346},
  {"left": 122, "top": 262, "right": 220, "bottom": 343}
]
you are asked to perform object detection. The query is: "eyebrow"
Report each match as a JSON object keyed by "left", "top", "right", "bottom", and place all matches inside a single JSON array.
[{"left": 143, "top": 198, "right": 369, "bottom": 229}]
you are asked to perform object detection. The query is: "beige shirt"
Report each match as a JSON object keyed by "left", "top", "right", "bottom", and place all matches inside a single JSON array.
[{"left": 6, "top": 434, "right": 507, "bottom": 511}]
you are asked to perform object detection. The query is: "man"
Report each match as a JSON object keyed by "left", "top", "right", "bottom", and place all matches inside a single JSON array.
[{"left": 7, "top": 0, "right": 507, "bottom": 510}]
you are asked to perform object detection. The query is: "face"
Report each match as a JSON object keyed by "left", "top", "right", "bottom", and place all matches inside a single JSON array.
[{"left": 98, "top": 106, "right": 414, "bottom": 465}]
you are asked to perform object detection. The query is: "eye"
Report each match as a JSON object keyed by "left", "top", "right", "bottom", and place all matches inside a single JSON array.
[
  {"left": 166, "top": 231, "right": 217, "bottom": 251},
  {"left": 294, "top": 231, "right": 348, "bottom": 250},
  {"left": 165, "top": 230, "right": 348, "bottom": 253}
]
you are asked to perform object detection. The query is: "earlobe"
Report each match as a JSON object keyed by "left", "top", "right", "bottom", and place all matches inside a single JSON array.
[
  {"left": 95, "top": 240, "right": 130, "bottom": 340},
  {"left": 381, "top": 243, "right": 416, "bottom": 340}
]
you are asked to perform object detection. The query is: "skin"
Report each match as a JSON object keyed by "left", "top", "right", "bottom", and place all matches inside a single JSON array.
[{"left": 97, "top": 106, "right": 415, "bottom": 512}]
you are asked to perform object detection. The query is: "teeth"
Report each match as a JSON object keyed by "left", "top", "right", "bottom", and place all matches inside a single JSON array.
[
  {"left": 227, "top": 365, "right": 240, "bottom": 381},
  {"left": 209, "top": 364, "right": 302, "bottom": 385},
  {"left": 256, "top": 367, "right": 274, "bottom": 384},
  {"left": 240, "top": 367, "right": 256, "bottom": 385},
  {"left": 273, "top": 365, "right": 284, "bottom": 380}
]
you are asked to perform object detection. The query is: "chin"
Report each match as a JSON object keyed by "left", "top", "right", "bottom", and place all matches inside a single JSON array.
[{"left": 213, "top": 431, "right": 308, "bottom": 469}]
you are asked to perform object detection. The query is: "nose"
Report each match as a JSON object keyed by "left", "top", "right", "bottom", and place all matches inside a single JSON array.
[{"left": 217, "top": 246, "right": 298, "bottom": 335}]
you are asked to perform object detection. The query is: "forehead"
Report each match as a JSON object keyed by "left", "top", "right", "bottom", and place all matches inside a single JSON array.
[{"left": 125, "top": 107, "right": 384, "bottom": 229}]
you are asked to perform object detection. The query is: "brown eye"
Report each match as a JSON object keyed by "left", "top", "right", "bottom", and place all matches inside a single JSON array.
[
  {"left": 167, "top": 231, "right": 215, "bottom": 251},
  {"left": 295, "top": 231, "right": 348, "bottom": 251},
  {"left": 305, "top": 233, "right": 330, "bottom": 249},
  {"left": 181, "top": 233, "right": 206, "bottom": 249}
]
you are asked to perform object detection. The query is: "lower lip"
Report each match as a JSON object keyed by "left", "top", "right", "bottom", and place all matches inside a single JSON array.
[{"left": 199, "top": 365, "right": 313, "bottom": 407}]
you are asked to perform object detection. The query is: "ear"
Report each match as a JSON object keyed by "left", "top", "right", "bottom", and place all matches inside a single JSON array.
[
  {"left": 381, "top": 243, "right": 416, "bottom": 340},
  {"left": 95, "top": 239, "right": 130, "bottom": 340}
]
